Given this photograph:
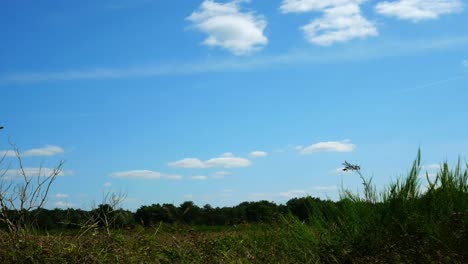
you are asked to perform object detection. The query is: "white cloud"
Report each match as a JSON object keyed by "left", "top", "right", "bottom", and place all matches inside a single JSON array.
[
  {"left": 110, "top": 170, "right": 182, "bottom": 180},
  {"left": 0, "top": 145, "right": 64, "bottom": 158},
  {"left": 300, "top": 140, "right": 356, "bottom": 154},
  {"left": 376, "top": 0, "right": 463, "bottom": 22},
  {"left": 280, "top": 0, "right": 377, "bottom": 45},
  {"left": 55, "top": 193, "right": 69, "bottom": 198},
  {"left": 169, "top": 153, "right": 251, "bottom": 169},
  {"left": 249, "top": 150, "right": 268, "bottom": 158},
  {"left": 191, "top": 175, "right": 209, "bottom": 180},
  {"left": 167, "top": 158, "right": 207, "bottom": 168},
  {"left": 187, "top": 0, "right": 268, "bottom": 55},
  {"left": 55, "top": 201, "right": 73, "bottom": 208},
  {"left": 279, "top": 189, "right": 307, "bottom": 198},
  {"left": 0, "top": 150, "right": 15, "bottom": 157},
  {"left": 23, "top": 145, "right": 64, "bottom": 157},
  {"left": 205, "top": 156, "right": 252, "bottom": 168},
  {"left": 103, "top": 182, "right": 112, "bottom": 187}
]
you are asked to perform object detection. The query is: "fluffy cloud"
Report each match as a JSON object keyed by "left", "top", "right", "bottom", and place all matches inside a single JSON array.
[
  {"left": 187, "top": 0, "right": 268, "bottom": 55},
  {"left": 280, "top": 0, "right": 377, "bottom": 45},
  {"left": 110, "top": 170, "right": 182, "bottom": 180},
  {"left": 168, "top": 153, "right": 252, "bottom": 169},
  {"left": 300, "top": 140, "right": 356, "bottom": 154},
  {"left": 376, "top": 0, "right": 463, "bottom": 22},
  {"left": 249, "top": 150, "right": 268, "bottom": 158}
]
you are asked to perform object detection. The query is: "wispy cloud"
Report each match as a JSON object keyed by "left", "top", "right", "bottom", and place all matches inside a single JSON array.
[
  {"left": 103, "top": 182, "right": 112, "bottom": 187},
  {"left": 279, "top": 189, "right": 307, "bottom": 198},
  {"left": 55, "top": 201, "right": 74, "bottom": 208},
  {"left": 213, "top": 171, "right": 232, "bottom": 178},
  {"left": 280, "top": 0, "right": 377, "bottom": 45},
  {"left": 55, "top": 193, "right": 69, "bottom": 198},
  {"left": 376, "top": 0, "right": 463, "bottom": 22},
  {"left": 463, "top": 59, "right": 468, "bottom": 67},
  {"left": 398, "top": 74, "right": 468, "bottom": 93},
  {"left": 300, "top": 140, "right": 356, "bottom": 154},
  {"left": 168, "top": 153, "right": 252, "bottom": 169},
  {"left": 312, "top": 185, "right": 338, "bottom": 191},
  {"left": 0, "top": 150, "right": 15, "bottom": 157},
  {"left": 3, "top": 167, "right": 71, "bottom": 178},
  {"left": 23, "top": 145, "right": 64, "bottom": 157},
  {"left": 187, "top": 0, "right": 268, "bottom": 55},
  {"left": 110, "top": 170, "right": 182, "bottom": 180},
  {"left": 249, "top": 150, "right": 268, "bottom": 158},
  {"left": 191, "top": 175, "right": 209, "bottom": 180},
  {"left": 2, "top": 36, "right": 467, "bottom": 85}
]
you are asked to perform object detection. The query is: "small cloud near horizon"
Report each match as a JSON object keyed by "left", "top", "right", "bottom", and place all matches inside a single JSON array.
[
  {"left": 0, "top": 145, "right": 64, "bottom": 157},
  {"left": 168, "top": 153, "right": 252, "bottom": 169},
  {"left": 279, "top": 189, "right": 307, "bottom": 198},
  {"left": 55, "top": 201, "right": 74, "bottom": 208},
  {"left": 55, "top": 193, "right": 69, "bottom": 198},
  {"left": 110, "top": 170, "right": 182, "bottom": 180},
  {"left": 249, "top": 150, "right": 268, "bottom": 158},
  {"left": 300, "top": 140, "right": 356, "bottom": 154}
]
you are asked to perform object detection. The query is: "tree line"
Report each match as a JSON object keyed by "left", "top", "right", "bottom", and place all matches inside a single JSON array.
[{"left": 0, "top": 196, "right": 345, "bottom": 230}]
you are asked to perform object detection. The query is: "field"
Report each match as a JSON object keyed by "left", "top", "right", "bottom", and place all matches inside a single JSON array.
[{"left": 0, "top": 152, "right": 466, "bottom": 263}]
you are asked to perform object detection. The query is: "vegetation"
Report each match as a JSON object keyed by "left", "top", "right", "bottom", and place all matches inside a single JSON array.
[{"left": 0, "top": 150, "right": 466, "bottom": 263}]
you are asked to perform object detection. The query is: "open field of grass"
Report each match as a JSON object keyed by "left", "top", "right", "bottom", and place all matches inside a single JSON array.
[{"left": 0, "top": 152, "right": 466, "bottom": 263}]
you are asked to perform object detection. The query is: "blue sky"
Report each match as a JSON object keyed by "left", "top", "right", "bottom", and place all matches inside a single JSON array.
[{"left": 1, "top": 0, "right": 467, "bottom": 210}]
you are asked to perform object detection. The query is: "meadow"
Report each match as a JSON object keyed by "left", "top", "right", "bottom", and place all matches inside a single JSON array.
[{"left": 0, "top": 151, "right": 466, "bottom": 263}]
